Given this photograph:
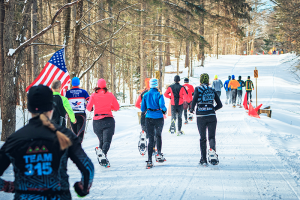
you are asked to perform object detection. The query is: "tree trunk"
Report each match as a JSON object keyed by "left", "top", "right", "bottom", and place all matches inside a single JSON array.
[
  {"left": 139, "top": 2, "right": 145, "bottom": 90},
  {"left": 71, "top": 0, "right": 83, "bottom": 78},
  {"left": 185, "top": 15, "right": 190, "bottom": 68},
  {"left": 0, "top": 0, "right": 4, "bottom": 120},
  {"left": 2, "top": 0, "right": 16, "bottom": 141},
  {"left": 31, "top": 0, "right": 39, "bottom": 79},
  {"left": 158, "top": 14, "right": 163, "bottom": 91},
  {"left": 108, "top": 2, "right": 116, "bottom": 95},
  {"left": 190, "top": 42, "right": 193, "bottom": 77},
  {"left": 199, "top": 0, "right": 205, "bottom": 66}
]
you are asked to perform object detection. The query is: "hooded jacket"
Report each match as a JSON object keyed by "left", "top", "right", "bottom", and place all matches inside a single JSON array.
[
  {"left": 164, "top": 83, "right": 187, "bottom": 106},
  {"left": 228, "top": 79, "right": 241, "bottom": 90}
]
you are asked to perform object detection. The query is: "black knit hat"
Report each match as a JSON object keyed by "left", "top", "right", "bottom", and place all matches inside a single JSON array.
[
  {"left": 228, "top": 75, "right": 231, "bottom": 80},
  {"left": 247, "top": 76, "right": 250, "bottom": 79},
  {"left": 28, "top": 85, "right": 53, "bottom": 113},
  {"left": 184, "top": 78, "right": 189, "bottom": 83},
  {"left": 238, "top": 76, "right": 242, "bottom": 80},
  {"left": 200, "top": 73, "right": 209, "bottom": 84},
  {"left": 174, "top": 75, "right": 180, "bottom": 82}
]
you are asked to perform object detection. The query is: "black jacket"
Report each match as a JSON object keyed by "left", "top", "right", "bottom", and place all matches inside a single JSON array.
[
  {"left": 0, "top": 116, "right": 94, "bottom": 199},
  {"left": 52, "top": 94, "right": 67, "bottom": 126},
  {"left": 191, "top": 84, "right": 222, "bottom": 116}
]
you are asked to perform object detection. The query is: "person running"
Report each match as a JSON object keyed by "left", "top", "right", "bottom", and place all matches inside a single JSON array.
[
  {"left": 164, "top": 75, "right": 187, "bottom": 135},
  {"left": 183, "top": 78, "right": 194, "bottom": 124},
  {"left": 141, "top": 78, "right": 167, "bottom": 169},
  {"left": 224, "top": 75, "right": 232, "bottom": 105},
  {"left": 190, "top": 73, "right": 222, "bottom": 166},
  {"left": 66, "top": 77, "right": 90, "bottom": 143},
  {"left": 245, "top": 76, "right": 254, "bottom": 103},
  {"left": 87, "top": 79, "right": 120, "bottom": 168},
  {"left": 0, "top": 85, "right": 94, "bottom": 199},
  {"left": 51, "top": 80, "right": 76, "bottom": 127},
  {"left": 228, "top": 75, "right": 240, "bottom": 108},
  {"left": 212, "top": 75, "right": 223, "bottom": 98},
  {"left": 237, "top": 76, "right": 245, "bottom": 107},
  {"left": 135, "top": 78, "right": 151, "bottom": 133}
]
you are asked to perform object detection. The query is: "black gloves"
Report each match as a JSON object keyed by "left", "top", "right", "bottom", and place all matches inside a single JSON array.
[
  {"left": 162, "top": 109, "right": 167, "bottom": 115},
  {"left": 74, "top": 181, "right": 89, "bottom": 197},
  {"left": 2, "top": 181, "right": 14, "bottom": 193}
]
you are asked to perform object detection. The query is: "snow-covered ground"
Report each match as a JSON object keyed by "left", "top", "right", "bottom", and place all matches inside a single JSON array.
[{"left": 1, "top": 54, "right": 300, "bottom": 199}]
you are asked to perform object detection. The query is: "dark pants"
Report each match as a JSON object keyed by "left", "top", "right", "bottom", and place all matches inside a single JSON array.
[
  {"left": 141, "top": 111, "right": 146, "bottom": 132},
  {"left": 215, "top": 91, "right": 221, "bottom": 98},
  {"left": 171, "top": 104, "right": 183, "bottom": 131},
  {"left": 247, "top": 91, "right": 252, "bottom": 102},
  {"left": 146, "top": 118, "right": 164, "bottom": 161},
  {"left": 231, "top": 89, "right": 237, "bottom": 105},
  {"left": 197, "top": 115, "right": 217, "bottom": 160},
  {"left": 183, "top": 102, "right": 192, "bottom": 121},
  {"left": 71, "top": 113, "right": 86, "bottom": 143},
  {"left": 93, "top": 117, "right": 115, "bottom": 155},
  {"left": 237, "top": 90, "right": 243, "bottom": 105}
]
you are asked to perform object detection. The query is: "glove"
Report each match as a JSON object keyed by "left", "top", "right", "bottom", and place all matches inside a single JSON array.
[
  {"left": 74, "top": 181, "right": 89, "bottom": 197},
  {"left": 162, "top": 109, "right": 167, "bottom": 115},
  {"left": 1, "top": 181, "right": 14, "bottom": 193}
]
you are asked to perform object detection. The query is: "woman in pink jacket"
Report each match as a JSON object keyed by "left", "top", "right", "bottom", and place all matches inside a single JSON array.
[{"left": 87, "top": 79, "right": 120, "bottom": 168}]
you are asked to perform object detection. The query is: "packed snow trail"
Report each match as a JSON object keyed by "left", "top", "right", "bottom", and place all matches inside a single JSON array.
[{"left": 2, "top": 54, "right": 300, "bottom": 199}]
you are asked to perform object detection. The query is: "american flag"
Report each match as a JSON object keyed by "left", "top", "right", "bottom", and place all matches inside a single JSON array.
[{"left": 26, "top": 48, "right": 70, "bottom": 95}]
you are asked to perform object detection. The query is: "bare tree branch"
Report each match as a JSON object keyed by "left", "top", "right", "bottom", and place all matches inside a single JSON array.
[{"left": 8, "top": 0, "right": 82, "bottom": 57}]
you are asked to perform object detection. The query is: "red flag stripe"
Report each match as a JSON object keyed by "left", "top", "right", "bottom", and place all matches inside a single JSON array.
[
  {"left": 61, "top": 74, "right": 70, "bottom": 89},
  {"left": 39, "top": 64, "right": 55, "bottom": 85},
  {"left": 25, "top": 62, "right": 50, "bottom": 92},
  {"left": 43, "top": 66, "right": 60, "bottom": 86},
  {"left": 45, "top": 67, "right": 61, "bottom": 87}
]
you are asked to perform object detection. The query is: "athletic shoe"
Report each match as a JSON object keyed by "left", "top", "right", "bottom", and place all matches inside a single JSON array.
[{"left": 146, "top": 161, "right": 153, "bottom": 169}]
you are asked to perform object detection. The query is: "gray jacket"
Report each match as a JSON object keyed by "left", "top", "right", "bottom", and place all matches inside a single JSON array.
[{"left": 212, "top": 79, "right": 223, "bottom": 92}]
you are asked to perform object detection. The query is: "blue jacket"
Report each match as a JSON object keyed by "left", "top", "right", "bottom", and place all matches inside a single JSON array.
[
  {"left": 141, "top": 88, "right": 167, "bottom": 119},
  {"left": 224, "top": 79, "right": 231, "bottom": 91}
]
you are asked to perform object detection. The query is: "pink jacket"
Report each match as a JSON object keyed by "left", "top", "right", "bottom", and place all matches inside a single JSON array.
[{"left": 86, "top": 89, "right": 120, "bottom": 120}]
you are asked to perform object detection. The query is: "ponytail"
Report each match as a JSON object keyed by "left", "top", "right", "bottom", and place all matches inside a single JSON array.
[
  {"left": 39, "top": 114, "right": 72, "bottom": 150},
  {"left": 94, "top": 87, "right": 108, "bottom": 94}
]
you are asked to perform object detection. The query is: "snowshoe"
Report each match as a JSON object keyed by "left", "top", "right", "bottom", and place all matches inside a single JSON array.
[
  {"left": 155, "top": 153, "right": 166, "bottom": 163},
  {"left": 146, "top": 161, "right": 153, "bottom": 169},
  {"left": 184, "top": 120, "right": 188, "bottom": 124},
  {"left": 138, "top": 131, "right": 147, "bottom": 156},
  {"left": 177, "top": 130, "right": 184, "bottom": 136},
  {"left": 169, "top": 119, "right": 176, "bottom": 134},
  {"left": 208, "top": 148, "right": 219, "bottom": 165},
  {"left": 188, "top": 113, "right": 193, "bottom": 121},
  {"left": 199, "top": 158, "right": 208, "bottom": 167},
  {"left": 95, "top": 147, "right": 110, "bottom": 168}
]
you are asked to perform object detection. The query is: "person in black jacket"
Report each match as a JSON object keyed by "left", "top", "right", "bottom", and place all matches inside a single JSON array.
[
  {"left": 190, "top": 73, "right": 223, "bottom": 166},
  {"left": 0, "top": 85, "right": 94, "bottom": 199}
]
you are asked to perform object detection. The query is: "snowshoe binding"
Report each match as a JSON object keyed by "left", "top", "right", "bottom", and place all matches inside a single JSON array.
[
  {"left": 199, "top": 157, "right": 208, "bottom": 167},
  {"left": 146, "top": 161, "right": 153, "bottom": 169},
  {"left": 169, "top": 119, "right": 176, "bottom": 134},
  {"left": 95, "top": 147, "right": 110, "bottom": 168},
  {"left": 177, "top": 130, "right": 184, "bottom": 136},
  {"left": 155, "top": 153, "right": 166, "bottom": 163},
  {"left": 188, "top": 113, "right": 193, "bottom": 121},
  {"left": 138, "top": 131, "right": 147, "bottom": 156},
  {"left": 208, "top": 148, "right": 219, "bottom": 165}
]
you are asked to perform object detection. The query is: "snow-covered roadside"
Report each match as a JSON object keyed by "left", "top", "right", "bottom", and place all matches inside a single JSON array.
[{"left": 1, "top": 54, "right": 300, "bottom": 199}]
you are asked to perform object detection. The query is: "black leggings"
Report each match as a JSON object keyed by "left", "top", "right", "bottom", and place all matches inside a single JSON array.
[
  {"left": 183, "top": 102, "right": 192, "bottom": 121},
  {"left": 197, "top": 115, "right": 217, "bottom": 160},
  {"left": 93, "top": 117, "right": 115, "bottom": 155},
  {"left": 146, "top": 118, "right": 164, "bottom": 161},
  {"left": 71, "top": 113, "right": 86, "bottom": 143}
]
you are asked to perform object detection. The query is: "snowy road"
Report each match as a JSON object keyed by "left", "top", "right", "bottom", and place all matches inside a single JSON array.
[{"left": 2, "top": 54, "right": 300, "bottom": 199}]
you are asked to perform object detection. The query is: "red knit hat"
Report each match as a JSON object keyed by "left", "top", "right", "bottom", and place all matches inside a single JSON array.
[{"left": 97, "top": 79, "right": 106, "bottom": 88}]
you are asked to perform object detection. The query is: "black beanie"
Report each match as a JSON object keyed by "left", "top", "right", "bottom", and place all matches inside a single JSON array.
[
  {"left": 28, "top": 85, "right": 53, "bottom": 113},
  {"left": 238, "top": 76, "right": 241, "bottom": 80},
  {"left": 174, "top": 75, "right": 180, "bottom": 82},
  {"left": 228, "top": 75, "right": 231, "bottom": 80},
  {"left": 247, "top": 76, "right": 250, "bottom": 79},
  {"left": 184, "top": 78, "right": 189, "bottom": 83}
]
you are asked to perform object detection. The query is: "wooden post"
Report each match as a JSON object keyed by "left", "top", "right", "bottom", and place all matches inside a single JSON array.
[{"left": 254, "top": 67, "right": 258, "bottom": 107}]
